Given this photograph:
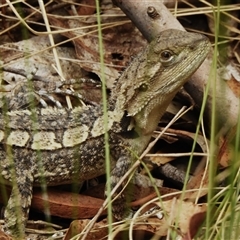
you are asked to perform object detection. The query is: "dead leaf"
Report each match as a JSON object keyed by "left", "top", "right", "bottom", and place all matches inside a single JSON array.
[
  {"left": 218, "top": 125, "right": 237, "bottom": 168},
  {"left": 182, "top": 211, "right": 206, "bottom": 240},
  {"left": 146, "top": 128, "right": 208, "bottom": 174},
  {"left": 64, "top": 219, "right": 108, "bottom": 240},
  {"left": 49, "top": 1, "right": 146, "bottom": 88},
  {"left": 0, "top": 229, "right": 12, "bottom": 240},
  {"left": 74, "top": 0, "right": 96, "bottom": 15},
  {"left": 32, "top": 189, "right": 105, "bottom": 219},
  {"left": 185, "top": 169, "right": 209, "bottom": 200},
  {"left": 126, "top": 199, "right": 207, "bottom": 238}
]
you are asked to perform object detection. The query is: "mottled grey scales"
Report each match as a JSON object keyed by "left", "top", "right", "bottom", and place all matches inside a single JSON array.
[
  {"left": 0, "top": 29, "right": 211, "bottom": 238},
  {"left": 0, "top": 77, "right": 101, "bottom": 110}
]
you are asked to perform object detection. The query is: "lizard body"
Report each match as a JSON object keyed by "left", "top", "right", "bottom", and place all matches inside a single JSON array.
[{"left": 0, "top": 29, "right": 210, "bottom": 237}]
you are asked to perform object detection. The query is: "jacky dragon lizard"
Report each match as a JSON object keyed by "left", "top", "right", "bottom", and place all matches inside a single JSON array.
[{"left": 0, "top": 29, "right": 210, "bottom": 237}]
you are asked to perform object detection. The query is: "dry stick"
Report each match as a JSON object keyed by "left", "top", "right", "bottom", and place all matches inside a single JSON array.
[
  {"left": 112, "top": 0, "right": 184, "bottom": 41},
  {"left": 80, "top": 106, "right": 191, "bottom": 240},
  {"left": 38, "top": 0, "right": 72, "bottom": 109},
  {"left": 20, "top": 2, "right": 69, "bottom": 22},
  {"left": 1, "top": 19, "right": 129, "bottom": 69},
  {"left": 146, "top": 152, "right": 208, "bottom": 157},
  {"left": 129, "top": 187, "right": 210, "bottom": 240},
  {"left": 194, "top": 119, "right": 210, "bottom": 203},
  {"left": 4, "top": 1, "right": 129, "bottom": 37}
]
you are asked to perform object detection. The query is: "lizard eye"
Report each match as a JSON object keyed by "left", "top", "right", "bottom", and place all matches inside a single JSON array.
[
  {"left": 160, "top": 50, "right": 174, "bottom": 62},
  {"left": 139, "top": 83, "right": 148, "bottom": 92}
]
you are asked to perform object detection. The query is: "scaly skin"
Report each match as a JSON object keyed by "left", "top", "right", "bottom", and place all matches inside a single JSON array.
[{"left": 0, "top": 29, "right": 210, "bottom": 237}]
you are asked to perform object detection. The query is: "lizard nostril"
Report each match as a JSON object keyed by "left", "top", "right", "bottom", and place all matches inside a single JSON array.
[{"left": 189, "top": 44, "right": 196, "bottom": 51}]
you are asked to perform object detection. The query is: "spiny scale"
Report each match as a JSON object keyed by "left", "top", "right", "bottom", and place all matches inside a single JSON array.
[{"left": 0, "top": 29, "right": 211, "bottom": 237}]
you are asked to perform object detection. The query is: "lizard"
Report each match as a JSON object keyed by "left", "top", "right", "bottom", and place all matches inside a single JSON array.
[
  {"left": 0, "top": 76, "right": 102, "bottom": 110},
  {"left": 0, "top": 29, "right": 211, "bottom": 238}
]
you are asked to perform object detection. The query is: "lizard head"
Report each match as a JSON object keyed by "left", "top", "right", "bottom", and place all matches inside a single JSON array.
[{"left": 112, "top": 29, "right": 211, "bottom": 134}]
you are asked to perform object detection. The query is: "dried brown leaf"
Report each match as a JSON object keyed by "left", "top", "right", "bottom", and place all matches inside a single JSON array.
[{"left": 32, "top": 189, "right": 105, "bottom": 219}]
